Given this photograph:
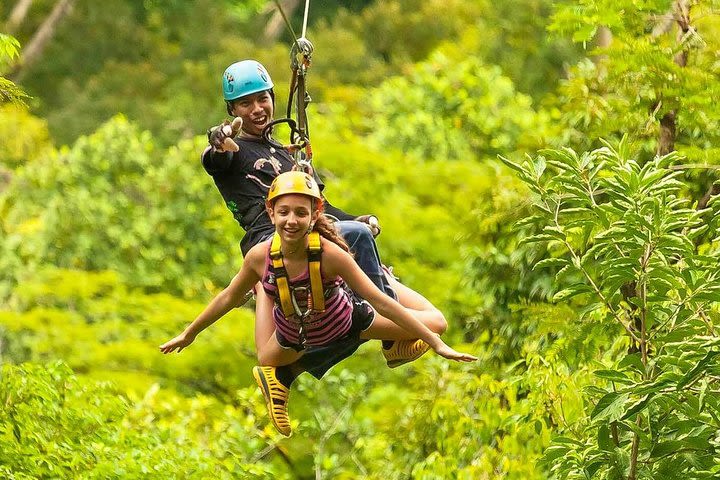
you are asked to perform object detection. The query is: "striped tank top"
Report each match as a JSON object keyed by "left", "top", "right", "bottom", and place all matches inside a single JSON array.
[{"left": 261, "top": 247, "right": 354, "bottom": 347}]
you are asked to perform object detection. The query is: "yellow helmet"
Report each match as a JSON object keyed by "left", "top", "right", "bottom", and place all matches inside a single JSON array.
[{"left": 267, "top": 171, "right": 322, "bottom": 203}]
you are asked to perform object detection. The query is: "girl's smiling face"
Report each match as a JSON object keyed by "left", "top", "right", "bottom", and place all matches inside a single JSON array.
[{"left": 268, "top": 194, "right": 318, "bottom": 243}]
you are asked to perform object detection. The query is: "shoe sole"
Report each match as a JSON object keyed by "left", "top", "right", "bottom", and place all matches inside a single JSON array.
[
  {"left": 252, "top": 367, "right": 291, "bottom": 437},
  {"left": 386, "top": 344, "right": 431, "bottom": 368},
  {"left": 253, "top": 367, "right": 271, "bottom": 403}
]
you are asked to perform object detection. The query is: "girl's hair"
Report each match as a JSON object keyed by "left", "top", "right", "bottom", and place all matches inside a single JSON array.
[{"left": 314, "top": 210, "right": 350, "bottom": 253}]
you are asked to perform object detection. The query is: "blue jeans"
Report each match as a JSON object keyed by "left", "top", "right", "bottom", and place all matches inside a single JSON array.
[{"left": 335, "top": 220, "right": 396, "bottom": 300}]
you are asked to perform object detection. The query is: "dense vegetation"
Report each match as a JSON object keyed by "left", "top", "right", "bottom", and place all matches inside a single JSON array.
[{"left": 2, "top": 0, "right": 719, "bottom": 478}]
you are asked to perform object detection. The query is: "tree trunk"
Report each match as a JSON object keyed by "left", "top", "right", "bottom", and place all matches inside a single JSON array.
[
  {"left": 596, "top": 26, "right": 612, "bottom": 49},
  {"left": 655, "top": 0, "right": 691, "bottom": 157},
  {"left": 262, "top": 0, "right": 301, "bottom": 43},
  {"left": 5, "top": 0, "right": 34, "bottom": 35},
  {"left": 592, "top": 26, "right": 612, "bottom": 72},
  {"left": 657, "top": 110, "right": 676, "bottom": 156},
  {"left": 698, "top": 184, "right": 720, "bottom": 210},
  {"left": 8, "top": 0, "right": 75, "bottom": 83}
]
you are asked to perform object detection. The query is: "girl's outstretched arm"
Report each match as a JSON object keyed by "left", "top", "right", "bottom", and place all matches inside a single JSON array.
[
  {"left": 323, "top": 241, "right": 477, "bottom": 363},
  {"left": 160, "top": 245, "right": 265, "bottom": 354}
]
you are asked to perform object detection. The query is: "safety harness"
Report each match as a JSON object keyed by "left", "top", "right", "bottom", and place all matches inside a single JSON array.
[
  {"left": 269, "top": 229, "right": 325, "bottom": 346},
  {"left": 265, "top": 0, "right": 327, "bottom": 347}
]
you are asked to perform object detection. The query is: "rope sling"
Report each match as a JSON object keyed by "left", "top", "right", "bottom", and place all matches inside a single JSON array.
[
  {"left": 265, "top": 0, "right": 326, "bottom": 347},
  {"left": 263, "top": 0, "right": 315, "bottom": 174}
]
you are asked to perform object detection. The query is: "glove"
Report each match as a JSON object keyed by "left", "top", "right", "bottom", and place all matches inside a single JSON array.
[
  {"left": 207, "top": 117, "right": 242, "bottom": 152},
  {"left": 355, "top": 214, "right": 381, "bottom": 237}
]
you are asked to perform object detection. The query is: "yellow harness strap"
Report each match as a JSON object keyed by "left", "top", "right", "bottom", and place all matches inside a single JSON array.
[
  {"left": 307, "top": 231, "right": 325, "bottom": 312},
  {"left": 269, "top": 231, "right": 325, "bottom": 317},
  {"left": 270, "top": 233, "right": 295, "bottom": 317}
]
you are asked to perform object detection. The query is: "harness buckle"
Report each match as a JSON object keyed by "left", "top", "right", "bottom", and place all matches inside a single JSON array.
[{"left": 290, "top": 285, "right": 312, "bottom": 347}]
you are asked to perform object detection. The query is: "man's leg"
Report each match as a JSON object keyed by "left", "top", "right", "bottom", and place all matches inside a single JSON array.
[
  {"left": 335, "top": 220, "right": 396, "bottom": 299},
  {"left": 335, "top": 220, "right": 437, "bottom": 364}
]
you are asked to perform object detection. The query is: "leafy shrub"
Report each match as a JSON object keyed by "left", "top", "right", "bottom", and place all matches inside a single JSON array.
[
  {"left": 0, "top": 115, "right": 238, "bottom": 298},
  {"left": 504, "top": 138, "right": 720, "bottom": 479},
  {"left": 0, "top": 361, "right": 290, "bottom": 479}
]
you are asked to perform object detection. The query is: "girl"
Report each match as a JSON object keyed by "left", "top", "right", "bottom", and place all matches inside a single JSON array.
[{"left": 160, "top": 171, "right": 477, "bottom": 436}]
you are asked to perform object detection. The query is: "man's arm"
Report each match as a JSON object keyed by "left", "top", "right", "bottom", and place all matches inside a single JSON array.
[
  {"left": 323, "top": 198, "right": 357, "bottom": 221},
  {"left": 322, "top": 194, "right": 380, "bottom": 237},
  {"left": 201, "top": 145, "right": 234, "bottom": 173}
]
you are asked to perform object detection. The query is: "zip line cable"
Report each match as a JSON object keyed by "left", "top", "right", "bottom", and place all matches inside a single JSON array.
[
  {"left": 301, "top": 0, "right": 310, "bottom": 38},
  {"left": 267, "top": 0, "right": 315, "bottom": 172}
]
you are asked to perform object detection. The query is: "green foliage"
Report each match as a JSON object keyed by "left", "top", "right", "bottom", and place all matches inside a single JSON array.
[
  {"left": 0, "top": 267, "right": 558, "bottom": 478},
  {"left": 337, "top": 0, "right": 480, "bottom": 65},
  {"left": 11, "top": 0, "right": 576, "bottom": 151},
  {"left": 1, "top": 361, "right": 127, "bottom": 478},
  {"left": 365, "top": 51, "right": 547, "bottom": 162},
  {"left": 506, "top": 139, "right": 720, "bottom": 479},
  {"left": 287, "top": 355, "right": 555, "bottom": 479},
  {"left": 446, "top": 0, "right": 581, "bottom": 100},
  {"left": 0, "top": 104, "right": 52, "bottom": 170},
  {"left": 0, "top": 33, "right": 28, "bottom": 105},
  {"left": 0, "top": 115, "right": 238, "bottom": 298},
  {"left": 0, "top": 33, "right": 21, "bottom": 66},
  {"left": 0, "top": 361, "right": 292, "bottom": 478},
  {"left": 13, "top": 0, "right": 261, "bottom": 146},
  {"left": 6, "top": 1, "right": 720, "bottom": 477},
  {"left": 310, "top": 128, "right": 501, "bottom": 333},
  {"left": 549, "top": 0, "right": 720, "bottom": 163},
  {"left": 0, "top": 267, "right": 256, "bottom": 396}
]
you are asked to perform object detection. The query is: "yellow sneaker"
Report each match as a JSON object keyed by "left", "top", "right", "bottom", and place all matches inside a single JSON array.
[
  {"left": 252, "top": 366, "right": 292, "bottom": 437},
  {"left": 382, "top": 339, "right": 431, "bottom": 368}
]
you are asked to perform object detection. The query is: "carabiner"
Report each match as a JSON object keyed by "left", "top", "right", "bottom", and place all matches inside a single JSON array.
[
  {"left": 261, "top": 118, "right": 310, "bottom": 164},
  {"left": 290, "top": 286, "right": 312, "bottom": 347},
  {"left": 291, "top": 37, "right": 314, "bottom": 73}
]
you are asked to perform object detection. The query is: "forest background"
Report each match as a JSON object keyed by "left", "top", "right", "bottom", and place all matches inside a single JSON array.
[{"left": 2, "top": 0, "right": 720, "bottom": 479}]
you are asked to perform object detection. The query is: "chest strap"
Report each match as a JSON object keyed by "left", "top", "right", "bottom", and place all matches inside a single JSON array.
[{"left": 269, "top": 231, "right": 326, "bottom": 318}]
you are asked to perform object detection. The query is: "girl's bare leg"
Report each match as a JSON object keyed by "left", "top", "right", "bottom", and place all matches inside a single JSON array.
[
  {"left": 257, "top": 333, "right": 305, "bottom": 367},
  {"left": 254, "top": 286, "right": 305, "bottom": 366},
  {"left": 254, "top": 286, "right": 276, "bottom": 350},
  {"left": 389, "top": 275, "right": 447, "bottom": 333},
  {"left": 360, "top": 274, "right": 448, "bottom": 340}
]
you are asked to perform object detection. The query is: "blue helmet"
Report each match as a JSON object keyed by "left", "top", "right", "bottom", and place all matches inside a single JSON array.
[{"left": 222, "top": 60, "right": 274, "bottom": 101}]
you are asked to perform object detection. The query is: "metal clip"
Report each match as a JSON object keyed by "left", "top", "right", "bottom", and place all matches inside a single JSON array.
[
  {"left": 291, "top": 37, "right": 314, "bottom": 72},
  {"left": 290, "top": 286, "right": 312, "bottom": 347}
]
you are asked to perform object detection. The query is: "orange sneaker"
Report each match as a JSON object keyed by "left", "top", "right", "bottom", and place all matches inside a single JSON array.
[
  {"left": 252, "top": 366, "right": 292, "bottom": 437},
  {"left": 382, "top": 339, "right": 431, "bottom": 368}
]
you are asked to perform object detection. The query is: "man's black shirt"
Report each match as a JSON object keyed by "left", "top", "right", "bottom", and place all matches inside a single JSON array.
[{"left": 202, "top": 136, "right": 355, "bottom": 255}]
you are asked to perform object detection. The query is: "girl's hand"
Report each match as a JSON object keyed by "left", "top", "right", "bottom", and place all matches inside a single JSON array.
[
  {"left": 432, "top": 341, "right": 478, "bottom": 363},
  {"left": 159, "top": 332, "right": 195, "bottom": 354}
]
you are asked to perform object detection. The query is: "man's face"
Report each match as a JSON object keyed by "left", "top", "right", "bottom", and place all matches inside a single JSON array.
[{"left": 230, "top": 90, "right": 274, "bottom": 137}]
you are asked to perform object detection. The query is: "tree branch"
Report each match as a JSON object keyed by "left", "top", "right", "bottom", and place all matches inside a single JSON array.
[
  {"left": 8, "top": 0, "right": 76, "bottom": 83},
  {"left": 5, "top": 0, "right": 34, "bottom": 35},
  {"left": 262, "top": 0, "right": 301, "bottom": 43}
]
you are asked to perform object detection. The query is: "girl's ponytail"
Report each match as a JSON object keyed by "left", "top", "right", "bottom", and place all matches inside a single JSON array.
[{"left": 314, "top": 207, "right": 350, "bottom": 253}]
